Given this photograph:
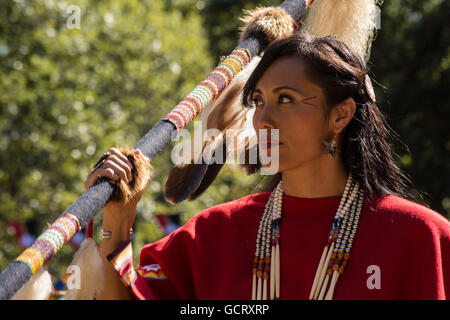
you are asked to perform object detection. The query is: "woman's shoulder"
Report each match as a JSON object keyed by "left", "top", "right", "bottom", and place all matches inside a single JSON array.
[
  {"left": 150, "top": 191, "right": 270, "bottom": 247},
  {"left": 186, "top": 191, "right": 271, "bottom": 227},
  {"left": 141, "top": 192, "right": 271, "bottom": 251},
  {"left": 367, "top": 194, "right": 450, "bottom": 236}
]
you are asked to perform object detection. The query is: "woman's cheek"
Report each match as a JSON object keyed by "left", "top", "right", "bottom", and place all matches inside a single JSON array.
[
  {"left": 291, "top": 105, "right": 317, "bottom": 122},
  {"left": 285, "top": 111, "right": 323, "bottom": 153},
  {"left": 285, "top": 111, "right": 311, "bottom": 137}
]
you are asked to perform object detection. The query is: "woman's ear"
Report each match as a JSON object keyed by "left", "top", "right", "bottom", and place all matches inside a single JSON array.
[{"left": 331, "top": 97, "right": 356, "bottom": 134}]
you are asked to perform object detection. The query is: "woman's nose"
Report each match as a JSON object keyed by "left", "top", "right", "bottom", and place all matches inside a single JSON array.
[{"left": 255, "top": 105, "right": 276, "bottom": 130}]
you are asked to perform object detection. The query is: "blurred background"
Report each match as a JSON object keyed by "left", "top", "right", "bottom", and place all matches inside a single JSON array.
[{"left": 0, "top": 0, "right": 449, "bottom": 292}]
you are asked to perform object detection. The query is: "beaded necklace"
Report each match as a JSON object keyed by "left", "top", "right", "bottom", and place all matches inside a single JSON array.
[{"left": 251, "top": 173, "right": 364, "bottom": 300}]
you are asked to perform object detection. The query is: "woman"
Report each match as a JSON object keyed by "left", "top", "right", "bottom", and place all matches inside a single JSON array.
[{"left": 84, "top": 33, "right": 450, "bottom": 300}]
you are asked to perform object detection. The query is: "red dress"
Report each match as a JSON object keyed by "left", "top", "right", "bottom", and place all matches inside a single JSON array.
[{"left": 108, "top": 192, "right": 450, "bottom": 299}]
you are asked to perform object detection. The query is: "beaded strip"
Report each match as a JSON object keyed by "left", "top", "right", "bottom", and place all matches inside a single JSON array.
[
  {"left": 15, "top": 213, "right": 81, "bottom": 275},
  {"left": 163, "top": 48, "right": 251, "bottom": 131},
  {"left": 252, "top": 182, "right": 283, "bottom": 300},
  {"left": 252, "top": 192, "right": 274, "bottom": 300},
  {"left": 310, "top": 176, "right": 354, "bottom": 293},
  {"left": 311, "top": 180, "right": 363, "bottom": 300},
  {"left": 271, "top": 184, "right": 283, "bottom": 299}
]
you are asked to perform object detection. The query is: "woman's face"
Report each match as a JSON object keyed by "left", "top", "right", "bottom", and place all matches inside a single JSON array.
[{"left": 251, "top": 55, "right": 332, "bottom": 173}]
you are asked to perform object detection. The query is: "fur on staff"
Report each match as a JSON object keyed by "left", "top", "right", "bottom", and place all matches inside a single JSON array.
[
  {"left": 108, "top": 146, "right": 152, "bottom": 205},
  {"left": 62, "top": 238, "right": 104, "bottom": 300},
  {"left": 302, "top": 0, "right": 379, "bottom": 62},
  {"left": 239, "top": 6, "right": 296, "bottom": 46},
  {"left": 63, "top": 146, "right": 153, "bottom": 299},
  {"left": 11, "top": 267, "right": 52, "bottom": 300},
  {"left": 60, "top": 147, "right": 151, "bottom": 299}
]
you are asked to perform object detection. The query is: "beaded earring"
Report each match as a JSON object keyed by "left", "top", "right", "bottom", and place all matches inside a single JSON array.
[{"left": 323, "top": 133, "right": 340, "bottom": 159}]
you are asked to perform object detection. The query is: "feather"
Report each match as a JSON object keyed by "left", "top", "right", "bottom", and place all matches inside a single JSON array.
[
  {"left": 239, "top": 6, "right": 295, "bottom": 45},
  {"left": 301, "top": 0, "right": 379, "bottom": 62},
  {"left": 11, "top": 267, "right": 52, "bottom": 300},
  {"left": 164, "top": 56, "right": 260, "bottom": 204},
  {"left": 165, "top": 162, "right": 210, "bottom": 204},
  {"left": 62, "top": 238, "right": 104, "bottom": 300}
]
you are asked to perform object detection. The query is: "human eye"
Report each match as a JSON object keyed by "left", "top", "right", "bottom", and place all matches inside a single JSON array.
[
  {"left": 251, "top": 95, "right": 264, "bottom": 108},
  {"left": 278, "top": 94, "right": 293, "bottom": 104}
]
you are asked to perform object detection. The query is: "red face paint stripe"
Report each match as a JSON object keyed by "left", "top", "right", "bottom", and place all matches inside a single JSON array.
[{"left": 301, "top": 96, "right": 318, "bottom": 106}]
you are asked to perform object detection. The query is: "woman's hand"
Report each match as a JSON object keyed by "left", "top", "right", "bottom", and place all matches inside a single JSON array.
[
  {"left": 86, "top": 148, "right": 150, "bottom": 301},
  {"left": 84, "top": 147, "right": 151, "bottom": 229}
]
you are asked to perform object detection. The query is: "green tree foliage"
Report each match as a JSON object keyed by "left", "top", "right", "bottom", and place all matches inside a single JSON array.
[
  {"left": 0, "top": 0, "right": 222, "bottom": 277},
  {"left": 369, "top": 0, "right": 450, "bottom": 213},
  {"left": 199, "top": 0, "right": 282, "bottom": 62}
]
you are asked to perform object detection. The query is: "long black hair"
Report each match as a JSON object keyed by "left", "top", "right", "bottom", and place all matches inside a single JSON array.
[{"left": 242, "top": 32, "right": 415, "bottom": 204}]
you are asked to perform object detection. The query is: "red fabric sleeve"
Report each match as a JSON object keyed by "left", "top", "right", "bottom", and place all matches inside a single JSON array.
[
  {"left": 373, "top": 196, "right": 450, "bottom": 299},
  {"left": 137, "top": 218, "right": 200, "bottom": 299},
  {"left": 107, "top": 216, "right": 202, "bottom": 299},
  {"left": 401, "top": 205, "right": 450, "bottom": 299}
]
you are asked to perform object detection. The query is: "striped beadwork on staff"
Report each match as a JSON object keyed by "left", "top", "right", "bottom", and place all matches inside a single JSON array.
[
  {"left": 163, "top": 48, "right": 251, "bottom": 131},
  {"left": 15, "top": 214, "right": 80, "bottom": 275}
]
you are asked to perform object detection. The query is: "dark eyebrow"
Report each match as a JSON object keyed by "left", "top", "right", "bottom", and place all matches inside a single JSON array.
[
  {"left": 273, "top": 86, "right": 305, "bottom": 95},
  {"left": 253, "top": 86, "right": 305, "bottom": 95}
]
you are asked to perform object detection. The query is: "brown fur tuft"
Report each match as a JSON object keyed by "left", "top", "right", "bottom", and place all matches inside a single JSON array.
[
  {"left": 109, "top": 146, "right": 152, "bottom": 205},
  {"left": 239, "top": 7, "right": 295, "bottom": 45},
  {"left": 11, "top": 268, "right": 52, "bottom": 300},
  {"left": 62, "top": 238, "right": 104, "bottom": 300},
  {"left": 164, "top": 162, "right": 208, "bottom": 205},
  {"left": 301, "top": 0, "right": 378, "bottom": 62}
]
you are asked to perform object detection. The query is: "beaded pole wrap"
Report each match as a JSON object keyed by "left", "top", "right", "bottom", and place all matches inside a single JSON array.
[
  {"left": 15, "top": 214, "right": 81, "bottom": 275},
  {"left": 163, "top": 48, "right": 251, "bottom": 131}
]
